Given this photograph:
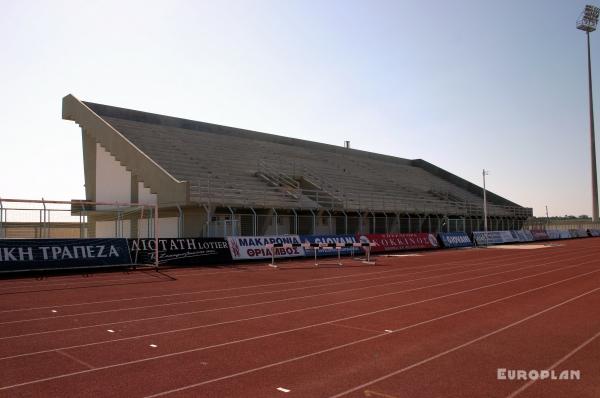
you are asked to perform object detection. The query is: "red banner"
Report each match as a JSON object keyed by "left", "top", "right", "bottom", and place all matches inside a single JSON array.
[{"left": 358, "top": 233, "right": 439, "bottom": 253}]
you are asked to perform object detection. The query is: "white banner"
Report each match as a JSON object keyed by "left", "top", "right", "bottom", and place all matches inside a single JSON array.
[
  {"left": 227, "top": 235, "right": 305, "bottom": 260},
  {"left": 473, "top": 231, "right": 504, "bottom": 245}
]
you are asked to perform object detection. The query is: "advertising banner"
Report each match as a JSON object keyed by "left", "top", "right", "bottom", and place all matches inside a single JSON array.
[
  {"left": 559, "top": 230, "right": 572, "bottom": 239},
  {"left": 438, "top": 232, "right": 473, "bottom": 248},
  {"left": 472, "top": 231, "right": 504, "bottom": 245},
  {"left": 227, "top": 235, "right": 305, "bottom": 260},
  {"left": 499, "top": 231, "right": 518, "bottom": 243},
  {"left": 521, "top": 230, "right": 534, "bottom": 242},
  {"left": 0, "top": 238, "right": 131, "bottom": 273},
  {"left": 359, "top": 233, "right": 439, "bottom": 253},
  {"left": 546, "top": 230, "right": 561, "bottom": 240},
  {"left": 129, "top": 238, "right": 232, "bottom": 266},
  {"left": 299, "top": 234, "right": 361, "bottom": 256},
  {"left": 578, "top": 229, "right": 590, "bottom": 237},
  {"left": 509, "top": 230, "right": 524, "bottom": 242},
  {"left": 589, "top": 229, "right": 600, "bottom": 237},
  {"left": 530, "top": 230, "right": 550, "bottom": 241},
  {"left": 569, "top": 229, "right": 588, "bottom": 238}
]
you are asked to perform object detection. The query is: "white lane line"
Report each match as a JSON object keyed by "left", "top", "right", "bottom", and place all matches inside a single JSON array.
[
  {"left": 55, "top": 350, "right": 95, "bottom": 370},
  {"left": 384, "top": 330, "right": 393, "bottom": 333},
  {"left": 0, "top": 259, "right": 595, "bottom": 363},
  {"left": 505, "top": 328, "right": 600, "bottom": 398},
  {"left": 1, "top": 264, "right": 598, "bottom": 392},
  {"left": 107, "top": 330, "right": 115, "bottom": 333},
  {"left": 0, "top": 253, "right": 586, "bottom": 341},
  {"left": 276, "top": 387, "right": 291, "bottom": 393},
  {"left": 0, "top": 249, "right": 549, "bottom": 313},
  {"left": 0, "top": 274, "right": 162, "bottom": 293},
  {"left": 0, "top": 274, "right": 146, "bottom": 288},
  {"left": 51, "top": 310, "right": 57, "bottom": 313},
  {"left": 326, "top": 286, "right": 600, "bottom": 398},
  {"left": 144, "top": 287, "right": 600, "bottom": 398},
  {"left": 0, "top": 258, "right": 509, "bottom": 325},
  {"left": 0, "top": 252, "right": 551, "bottom": 326},
  {"left": 149, "top": 344, "right": 157, "bottom": 348}
]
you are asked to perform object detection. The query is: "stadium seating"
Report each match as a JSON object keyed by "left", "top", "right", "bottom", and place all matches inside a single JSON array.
[{"left": 93, "top": 112, "right": 529, "bottom": 218}]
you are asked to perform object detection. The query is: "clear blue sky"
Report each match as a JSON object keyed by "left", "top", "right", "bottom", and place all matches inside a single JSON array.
[{"left": 1, "top": 0, "right": 598, "bottom": 217}]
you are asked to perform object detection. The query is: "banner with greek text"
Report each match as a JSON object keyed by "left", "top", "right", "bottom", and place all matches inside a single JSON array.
[
  {"left": 227, "top": 235, "right": 305, "bottom": 260},
  {"left": 0, "top": 238, "right": 131, "bottom": 272},
  {"left": 299, "top": 234, "right": 361, "bottom": 256},
  {"left": 358, "top": 233, "right": 439, "bottom": 253}
]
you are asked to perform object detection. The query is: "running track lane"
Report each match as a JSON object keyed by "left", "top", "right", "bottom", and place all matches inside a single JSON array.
[
  {"left": 0, "top": 244, "right": 589, "bottom": 396},
  {"left": 0, "top": 246, "right": 551, "bottom": 309},
  {"left": 0, "top": 247, "right": 552, "bottom": 324},
  {"left": 147, "top": 272, "right": 600, "bottom": 398},
  {"left": 323, "top": 275, "right": 600, "bottom": 398},
  {"left": 0, "top": 248, "right": 594, "bottom": 364}
]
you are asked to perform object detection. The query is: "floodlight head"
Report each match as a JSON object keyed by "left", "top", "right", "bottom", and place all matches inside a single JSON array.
[{"left": 577, "top": 5, "right": 600, "bottom": 32}]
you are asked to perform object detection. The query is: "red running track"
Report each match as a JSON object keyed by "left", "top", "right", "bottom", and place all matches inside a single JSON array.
[{"left": 0, "top": 239, "right": 599, "bottom": 397}]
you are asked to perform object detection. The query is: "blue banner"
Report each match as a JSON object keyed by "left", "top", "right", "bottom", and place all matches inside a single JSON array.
[
  {"left": 438, "top": 232, "right": 472, "bottom": 248},
  {"left": 0, "top": 238, "right": 132, "bottom": 272},
  {"left": 299, "top": 234, "right": 361, "bottom": 257}
]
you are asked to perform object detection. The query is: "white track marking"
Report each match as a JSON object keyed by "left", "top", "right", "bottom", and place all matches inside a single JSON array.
[
  {"left": 0, "top": 253, "right": 590, "bottom": 341},
  {"left": 1, "top": 264, "right": 598, "bottom": 392},
  {"left": 5, "top": 262, "right": 593, "bottom": 361},
  {"left": 326, "top": 287, "right": 600, "bottom": 398},
  {"left": 505, "top": 328, "right": 600, "bottom": 398},
  {"left": 143, "top": 287, "right": 600, "bottom": 398},
  {"left": 55, "top": 350, "right": 95, "bottom": 370},
  {"left": 149, "top": 344, "right": 157, "bottom": 348},
  {"left": 0, "top": 260, "right": 514, "bottom": 324},
  {"left": 1, "top": 250, "right": 570, "bottom": 325},
  {"left": 0, "top": 274, "right": 165, "bottom": 293},
  {"left": 0, "top": 248, "right": 540, "bottom": 314},
  {"left": 276, "top": 387, "right": 291, "bottom": 393}
]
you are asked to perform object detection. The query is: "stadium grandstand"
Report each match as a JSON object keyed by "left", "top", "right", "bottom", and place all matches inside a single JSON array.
[{"left": 61, "top": 94, "right": 532, "bottom": 238}]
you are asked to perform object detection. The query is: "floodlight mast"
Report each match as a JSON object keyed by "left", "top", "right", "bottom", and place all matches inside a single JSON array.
[
  {"left": 577, "top": 5, "right": 600, "bottom": 222},
  {"left": 482, "top": 169, "right": 489, "bottom": 247}
]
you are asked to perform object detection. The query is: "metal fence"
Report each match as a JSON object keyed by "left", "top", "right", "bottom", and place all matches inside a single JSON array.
[
  {"left": 1, "top": 199, "right": 527, "bottom": 240},
  {"left": 0, "top": 199, "right": 157, "bottom": 239},
  {"left": 524, "top": 219, "right": 600, "bottom": 231},
  {"left": 204, "top": 212, "right": 525, "bottom": 236},
  {"left": 190, "top": 180, "right": 532, "bottom": 219}
]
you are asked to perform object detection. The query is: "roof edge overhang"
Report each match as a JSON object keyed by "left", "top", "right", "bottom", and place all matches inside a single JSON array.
[{"left": 62, "top": 94, "right": 190, "bottom": 205}]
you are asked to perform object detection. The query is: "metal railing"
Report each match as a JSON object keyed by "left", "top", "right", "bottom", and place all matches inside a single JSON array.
[
  {"left": 189, "top": 180, "right": 532, "bottom": 217},
  {"left": 0, "top": 198, "right": 159, "bottom": 239},
  {"left": 205, "top": 212, "right": 525, "bottom": 236}
]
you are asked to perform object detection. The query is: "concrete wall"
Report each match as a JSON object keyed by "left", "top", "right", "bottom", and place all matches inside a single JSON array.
[
  {"left": 95, "top": 143, "right": 131, "bottom": 205},
  {"left": 138, "top": 182, "right": 157, "bottom": 205}
]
